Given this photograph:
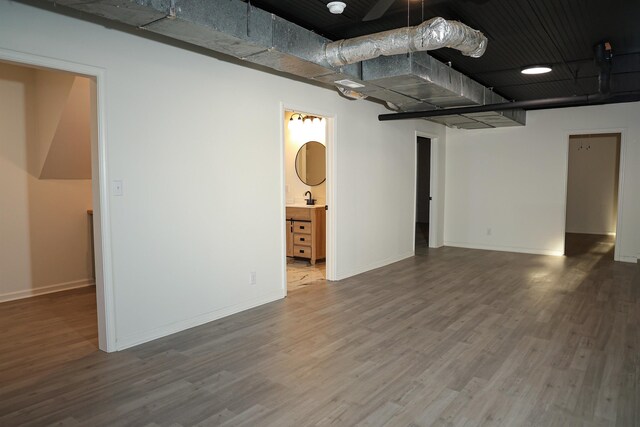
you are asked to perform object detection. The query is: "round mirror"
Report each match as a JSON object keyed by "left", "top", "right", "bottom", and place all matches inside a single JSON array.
[{"left": 295, "top": 141, "right": 326, "bottom": 186}]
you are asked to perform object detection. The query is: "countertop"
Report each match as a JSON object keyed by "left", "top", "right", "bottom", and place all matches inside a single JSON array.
[{"left": 286, "top": 204, "right": 325, "bottom": 209}]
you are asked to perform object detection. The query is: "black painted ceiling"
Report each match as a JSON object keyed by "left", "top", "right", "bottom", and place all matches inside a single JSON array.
[{"left": 248, "top": 0, "right": 640, "bottom": 101}]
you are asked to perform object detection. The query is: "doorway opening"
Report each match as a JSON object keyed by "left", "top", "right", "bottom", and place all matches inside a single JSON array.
[
  {"left": 0, "top": 60, "right": 100, "bottom": 365},
  {"left": 415, "top": 136, "right": 431, "bottom": 253},
  {"left": 564, "top": 133, "right": 621, "bottom": 259},
  {"left": 283, "top": 109, "right": 329, "bottom": 292},
  {"left": 0, "top": 49, "right": 117, "bottom": 352}
]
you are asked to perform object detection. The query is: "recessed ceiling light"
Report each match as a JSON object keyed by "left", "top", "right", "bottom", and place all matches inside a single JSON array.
[{"left": 521, "top": 65, "right": 552, "bottom": 75}]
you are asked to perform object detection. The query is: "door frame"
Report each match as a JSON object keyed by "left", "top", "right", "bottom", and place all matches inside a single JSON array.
[
  {"left": 413, "top": 131, "right": 442, "bottom": 251},
  {"left": 0, "top": 48, "right": 117, "bottom": 351},
  {"left": 279, "top": 102, "right": 337, "bottom": 296},
  {"left": 560, "top": 128, "right": 627, "bottom": 262}
]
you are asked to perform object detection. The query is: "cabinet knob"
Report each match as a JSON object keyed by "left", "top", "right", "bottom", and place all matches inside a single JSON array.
[
  {"left": 300, "top": 237, "right": 305, "bottom": 241},
  {"left": 299, "top": 249, "right": 305, "bottom": 253}
]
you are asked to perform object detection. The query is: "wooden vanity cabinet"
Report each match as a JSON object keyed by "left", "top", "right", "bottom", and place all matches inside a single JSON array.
[{"left": 286, "top": 206, "right": 326, "bottom": 264}]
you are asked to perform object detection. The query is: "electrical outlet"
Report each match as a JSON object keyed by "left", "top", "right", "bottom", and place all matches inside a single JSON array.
[
  {"left": 250, "top": 271, "right": 257, "bottom": 285},
  {"left": 486, "top": 228, "right": 492, "bottom": 236}
]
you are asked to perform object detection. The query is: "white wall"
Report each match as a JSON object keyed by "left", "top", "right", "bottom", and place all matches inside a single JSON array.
[
  {"left": 0, "top": 62, "right": 94, "bottom": 302},
  {"left": 30, "top": 68, "right": 74, "bottom": 177},
  {"left": 41, "top": 77, "right": 93, "bottom": 179},
  {"left": 566, "top": 134, "right": 620, "bottom": 235},
  {"left": 0, "top": 0, "right": 446, "bottom": 349},
  {"left": 284, "top": 111, "right": 326, "bottom": 206},
  {"left": 445, "top": 104, "right": 640, "bottom": 262}
]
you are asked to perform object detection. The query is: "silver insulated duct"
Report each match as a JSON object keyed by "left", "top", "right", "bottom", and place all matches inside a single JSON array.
[
  {"left": 325, "top": 17, "right": 488, "bottom": 67},
  {"left": 37, "top": 0, "right": 524, "bottom": 129}
]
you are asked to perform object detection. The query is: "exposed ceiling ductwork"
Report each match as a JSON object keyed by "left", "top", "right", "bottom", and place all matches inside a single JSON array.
[
  {"left": 379, "top": 41, "right": 631, "bottom": 123},
  {"left": 37, "top": 0, "right": 526, "bottom": 129},
  {"left": 324, "top": 17, "right": 488, "bottom": 67},
  {"left": 379, "top": 92, "right": 640, "bottom": 122}
]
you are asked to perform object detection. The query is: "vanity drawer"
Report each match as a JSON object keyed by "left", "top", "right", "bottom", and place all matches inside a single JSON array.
[
  {"left": 286, "top": 207, "right": 310, "bottom": 220},
  {"left": 293, "top": 222, "right": 311, "bottom": 234},
  {"left": 294, "top": 234, "right": 311, "bottom": 246},
  {"left": 293, "top": 245, "right": 311, "bottom": 258}
]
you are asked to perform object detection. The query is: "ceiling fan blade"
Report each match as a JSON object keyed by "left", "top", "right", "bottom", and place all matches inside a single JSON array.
[{"left": 362, "top": 0, "right": 396, "bottom": 21}]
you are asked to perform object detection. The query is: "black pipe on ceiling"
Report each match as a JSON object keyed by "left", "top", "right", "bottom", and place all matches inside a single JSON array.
[
  {"left": 594, "top": 41, "right": 613, "bottom": 95},
  {"left": 379, "top": 40, "right": 638, "bottom": 122},
  {"left": 377, "top": 92, "right": 640, "bottom": 121}
]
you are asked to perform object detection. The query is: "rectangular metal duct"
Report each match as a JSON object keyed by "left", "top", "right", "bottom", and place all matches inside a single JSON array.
[
  {"left": 47, "top": 0, "right": 170, "bottom": 27},
  {"left": 40, "top": 0, "right": 525, "bottom": 129},
  {"left": 361, "top": 53, "right": 526, "bottom": 128},
  {"left": 363, "top": 52, "right": 484, "bottom": 108},
  {"left": 143, "top": 0, "right": 274, "bottom": 59},
  {"left": 425, "top": 109, "right": 526, "bottom": 129}
]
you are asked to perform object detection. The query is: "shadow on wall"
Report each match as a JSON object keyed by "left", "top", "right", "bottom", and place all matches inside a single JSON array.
[{"left": 0, "top": 61, "right": 94, "bottom": 300}]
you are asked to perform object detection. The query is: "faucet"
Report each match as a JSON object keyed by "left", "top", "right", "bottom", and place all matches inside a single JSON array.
[{"left": 304, "top": 191, "right": 316, "bottom": 205}]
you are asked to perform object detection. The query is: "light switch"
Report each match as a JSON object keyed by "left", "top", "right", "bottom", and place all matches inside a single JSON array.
[{"left": 112, "top": 180, "right": 123, "bottom": 196}]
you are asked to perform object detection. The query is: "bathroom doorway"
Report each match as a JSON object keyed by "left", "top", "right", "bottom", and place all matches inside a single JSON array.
[{"left": 283, "top": 109, "right": 330, "bottom": 292}]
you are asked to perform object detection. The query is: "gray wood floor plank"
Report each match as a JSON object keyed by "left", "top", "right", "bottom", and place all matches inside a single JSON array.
[{"left": 1, "top": 233, "right": 638, "bottom": 426}]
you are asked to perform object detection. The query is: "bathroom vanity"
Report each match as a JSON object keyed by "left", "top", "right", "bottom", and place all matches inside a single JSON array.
[{"left": 286, "top": 205, "right": 326, "bottom": 264}]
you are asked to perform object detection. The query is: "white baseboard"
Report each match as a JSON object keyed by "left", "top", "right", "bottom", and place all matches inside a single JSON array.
[
  {"left": 444, "top": 241, "right": 564, "bottom": 257},
  {"left": 615, "top": 255, "right": 638, "bottom": 263},
  {"left": 334, "top": 251, "right": 415, "bottom": 281},
  {"left": 116, "top": 291, "right": 284, "bottom": 351},
  {"left": 0, "top": 278, "right": 95, "bottom": 303}
]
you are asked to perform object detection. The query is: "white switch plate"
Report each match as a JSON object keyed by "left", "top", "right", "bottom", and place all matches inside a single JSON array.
[
  {"left": 112, "top": 180, "right": 123, "bottom": 196},
  {"left": 250, "top": 271, "right": 257, "bottom": 285}
]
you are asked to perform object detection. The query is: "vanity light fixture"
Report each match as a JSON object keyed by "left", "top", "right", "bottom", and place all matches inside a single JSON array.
[
  {"left": 288, "top": 112, "right": 324, "bottom": 130},
  {"left": 288, "top": 113, "right": 304, "bottom": 130},
  {"left": 521, "top": 65, "right": 552, "bottom": 75}
]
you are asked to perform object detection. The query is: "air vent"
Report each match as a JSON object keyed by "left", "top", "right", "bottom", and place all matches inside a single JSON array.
[{"left": 334, "top": 79, "right": 365, "bottom": 89}]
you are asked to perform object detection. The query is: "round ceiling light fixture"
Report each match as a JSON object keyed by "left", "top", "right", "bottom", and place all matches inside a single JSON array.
[
  {"left": 521, "top": 65, "right": 552, "bottom": 75},
  {"left": 327, "top": 2, "right": 347, "bottom": 14}
]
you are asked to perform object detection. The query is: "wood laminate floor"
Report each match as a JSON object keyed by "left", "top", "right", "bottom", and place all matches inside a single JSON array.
[
  {"left": 565, "top": 232, "right": 616, "bottom": 259},
  {"left": 1, "top": 236, "right": 638, "bottom": 426},
  {"left": 416, "top": 222, "right": 429, "bottom": 246},
  {"left": 0, "top": 287, "right": 98, "bottom": 384}
]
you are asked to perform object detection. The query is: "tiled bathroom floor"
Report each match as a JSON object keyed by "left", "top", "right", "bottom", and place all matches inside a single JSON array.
[{"left": 286, "top": 258, "right": 326, "bottom": 292}]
